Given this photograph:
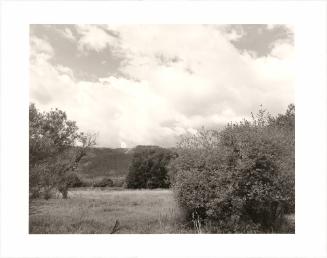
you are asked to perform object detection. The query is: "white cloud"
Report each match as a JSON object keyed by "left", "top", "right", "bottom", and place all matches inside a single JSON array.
[
  {"left": 267, "top": 24, "right": 277, "bottom": 30},
  {"left": 30, "top": 25, "right": 294, "bottom": 148},
  {"left": 270, "top": 40, "right": 294, "bottom": 59},
  {"left": 76, "top": 25, "right": 119, "bottom": 53},
  {"left": 30, "top": 36, "right": 54, "bottom": 60},
  {"left": 219, "top": 25, "right": 245, "bottom": 42},
  {"left": 60, "top": 27, "right": 76, "bottom": 41},
  {"left": 267, "top": 24, "right": 294, "bottom": 33}
]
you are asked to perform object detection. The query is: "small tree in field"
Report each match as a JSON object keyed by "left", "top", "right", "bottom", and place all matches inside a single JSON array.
[
  {"left": 126, "top": 146, "right": 176, "bottom": 189},
  {"left": 29, "top": 103, "right": 96, "bottom": 199}
]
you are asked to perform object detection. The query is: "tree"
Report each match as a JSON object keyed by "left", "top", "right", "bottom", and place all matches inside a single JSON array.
[
  {"left": 126, "top": 146, "right": 176, "bottom": 189},
  {"left": 29, "top": 103, "right": 96, "bottom": 199}
]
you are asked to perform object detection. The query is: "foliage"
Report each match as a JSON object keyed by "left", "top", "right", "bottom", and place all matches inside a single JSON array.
[
  {"left": 112, "top": 177, "right": 126, "bottom": 187},
  {"left": 171, "top": 105, "right": 295, "bottom": 233},
  {"left": 65, "top": 173, "right": 84, "bottom": 188},
  {"left": 93, "top": 177, "right": 114, "bottom": 187},
  {"left": 29, "top": 103, "right": 96, "bottom": 199},
  {"left": 126, "top": 146, "right": 176, "bottom": 189}
]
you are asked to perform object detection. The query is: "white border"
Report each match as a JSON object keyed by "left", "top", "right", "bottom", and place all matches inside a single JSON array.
[{"left": 1, "top": 1, "right": 326, "bottom": 258}]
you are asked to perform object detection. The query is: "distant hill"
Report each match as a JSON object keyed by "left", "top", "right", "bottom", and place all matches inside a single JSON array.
[
  {"left": 76, "top": 147, "right": 133, "bottom": 181},
  {"left": 76, "top": 145, "right": 176, "bottom": 184}
]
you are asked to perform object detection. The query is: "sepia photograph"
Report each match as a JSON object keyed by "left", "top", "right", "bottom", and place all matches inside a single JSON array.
[
  {"left": 29, "top": 24, "right": 295, "bottom": 234},
  {"left": 1, "top": 1, "right": 327, "bottom": 257}
]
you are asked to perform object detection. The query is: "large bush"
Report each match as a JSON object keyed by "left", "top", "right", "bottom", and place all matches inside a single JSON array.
[
  {"left": 126, "top": 146, "right": 176, "bottom": 189},
  {"left": 171, "top": 105, "right": 295, "bottom": 233}
]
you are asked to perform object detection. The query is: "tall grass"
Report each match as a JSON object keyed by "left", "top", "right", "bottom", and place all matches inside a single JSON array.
[{"left": 30, "top": 189, "right": 191, "bottom": 234}]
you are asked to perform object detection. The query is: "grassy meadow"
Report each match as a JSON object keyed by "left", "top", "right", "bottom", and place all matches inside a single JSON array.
[{"left": 29, "top": 188, "right": 194, "bottom": 234}]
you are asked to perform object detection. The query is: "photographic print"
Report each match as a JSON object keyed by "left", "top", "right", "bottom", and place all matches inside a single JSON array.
[{"left": 29, "top": 24, "right": 295, "bottom": 234}]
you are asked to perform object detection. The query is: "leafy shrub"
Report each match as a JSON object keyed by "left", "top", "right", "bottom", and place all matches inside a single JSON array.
[
  {"left": 112, "top": 177, "right": 125, "bottom": 187},
  {"left": 126, "top": 146, "right": 176, "bottom": 189},
  {"left": 172, "top": 105, "right": 295, "bottom": 233},
  {"left": 65, "top": 173, "right": 84, "bottom": 187},
  {"left": 94, "top": 177, "right": 114, "bottom": 187}
]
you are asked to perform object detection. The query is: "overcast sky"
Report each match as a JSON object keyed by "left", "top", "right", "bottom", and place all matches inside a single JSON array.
[{"left": 30, "top": 24, "right": 294, "bottom": 148}]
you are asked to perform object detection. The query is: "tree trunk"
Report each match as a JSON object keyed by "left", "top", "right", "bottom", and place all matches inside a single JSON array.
[
  {"left": 61, "top": 187, "right": 68, "bottom": 199},
  {"left": 58, "top": 185, "right": 68, "bottom": 199}
]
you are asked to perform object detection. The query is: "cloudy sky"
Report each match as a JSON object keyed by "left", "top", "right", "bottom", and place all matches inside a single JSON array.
[{"left": 30, "top": 24, "right": 294, "bottom": 148}]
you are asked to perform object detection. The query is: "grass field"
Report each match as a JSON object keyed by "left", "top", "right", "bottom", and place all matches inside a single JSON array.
[{"left": 29, "top": 188, "right": 193, "bottom": 234}]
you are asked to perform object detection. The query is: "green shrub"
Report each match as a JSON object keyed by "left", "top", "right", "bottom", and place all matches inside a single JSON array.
[
  {"left": 94, "top": 177, "right": 114, "bottom": 187},
  {"left": 126, "top": 146, "right": 176, "bottom": 189},
  {"left": 65, "top": 173, "right": 84, "bottom": 187},
  {"left": 172, "top": 105, "right": 295, "bottom": 233},
  {"left": 112, "top": 177, "right": 125, "bottom": 187}
]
